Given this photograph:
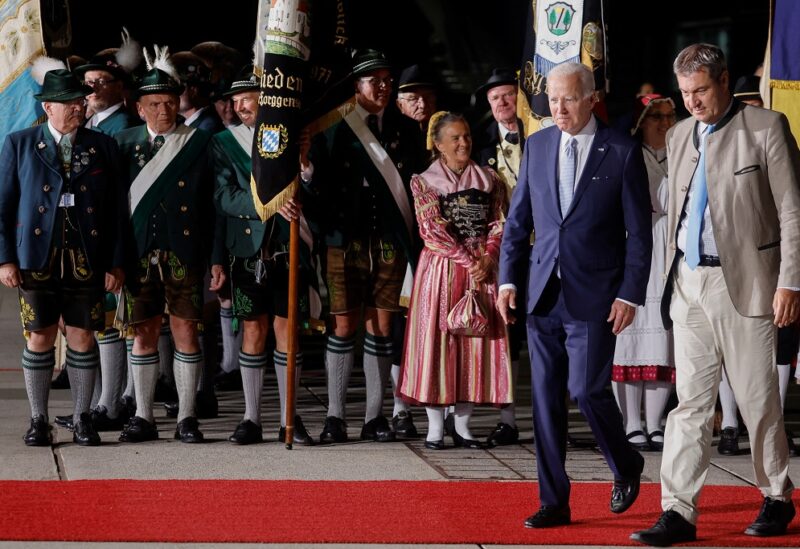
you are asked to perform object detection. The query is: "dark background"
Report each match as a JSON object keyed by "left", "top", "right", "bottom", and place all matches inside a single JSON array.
[{"left": 53, "top": 0, "right": 770, "bottom": 123}]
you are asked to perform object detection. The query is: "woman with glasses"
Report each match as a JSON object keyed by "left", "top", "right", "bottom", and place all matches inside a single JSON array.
[{"left": 612, "top": 94, "right": 677, "bottom": 452}]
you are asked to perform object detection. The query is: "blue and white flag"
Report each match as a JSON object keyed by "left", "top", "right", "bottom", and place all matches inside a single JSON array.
[{"left": 0, "top": 0, "right": 44, "bottom": 142}]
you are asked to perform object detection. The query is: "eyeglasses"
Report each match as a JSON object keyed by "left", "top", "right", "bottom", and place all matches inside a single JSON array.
[
  {"left": 83, "top": 78, "right": 117, "bottom": 87},
  {"left": 360, "top": 76, "right": 394, "bottom": 88},
  {"left": 645, "top": 113, "right": 676, "bottom": 121}
]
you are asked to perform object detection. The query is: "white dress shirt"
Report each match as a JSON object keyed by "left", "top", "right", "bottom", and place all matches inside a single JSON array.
[{"left": 85, "top": 102, "right": 123, "bottom": 129}]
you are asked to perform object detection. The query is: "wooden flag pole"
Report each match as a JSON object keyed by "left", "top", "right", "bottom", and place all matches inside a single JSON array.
[{"left": 284, "top": 198, "right": 300, "bottom": 450}]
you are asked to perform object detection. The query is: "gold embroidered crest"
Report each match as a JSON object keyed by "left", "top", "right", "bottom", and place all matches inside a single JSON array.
[{"left": 256, "top": 123, "right": 288, "bottom": 159}]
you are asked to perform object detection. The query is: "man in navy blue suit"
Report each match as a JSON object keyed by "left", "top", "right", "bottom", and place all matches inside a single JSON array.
[{"left": 497, "top": 62, "right": 652, "bottom": 528}]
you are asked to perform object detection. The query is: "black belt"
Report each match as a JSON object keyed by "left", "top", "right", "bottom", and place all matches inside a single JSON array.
[{"left": 698, "top": 255, "right": 721, "bottom": 267}]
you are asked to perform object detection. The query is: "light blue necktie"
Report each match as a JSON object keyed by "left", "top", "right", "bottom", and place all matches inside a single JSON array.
[
  {"left": 559, "top": 137, "right": 577, "bottom": 216},
  {"left": 685, "top": 124, "right": 716, "bottom": 269}
]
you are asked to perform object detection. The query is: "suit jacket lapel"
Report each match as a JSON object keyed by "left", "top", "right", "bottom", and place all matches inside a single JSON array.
[
  {"left": 566, "top": 126, "right": 609, "bottom": 217},
  {"left": 35, "top": 125, "right": 61, "bottom": 176},
  {"left": 545, "top": 129, "right": 562, "bottom": 219}
]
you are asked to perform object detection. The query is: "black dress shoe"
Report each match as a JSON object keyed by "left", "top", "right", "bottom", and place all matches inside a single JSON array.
[
  {"left": 631, "top": 510, "right": 697, "bottom": 546},
  {"left": 119, "top": 416, "right": 159, "bottom": 443},
  {"left": 424, "top": 439, "right": 445, "bottom": 450},
  {"left": 195, "top": 390, "right": 219, "bottom": 419},
  {"left": 452, "top": 430, "right": 484, "bottom": 449},
  {"left": 486, "top": 422, "right": 519, "bottom": 447},
  {"left": 647, "top": 430, "right": 665, "bottom": 452},
  {"left": 279, "top": 415, "right": 315, "bottom": 446},
  {"left": 214, "top": 369, "right": 242, "bottom": 391},
  {"left": 50, "top": 367, "right": 70, "bottom": 389},
  {"left": 611, "top": 452, "right": 644, "bottom": 513},
  {"left": 229, "top": 419, "right": 263, "bottom": 445},
  {"left": 319, "top": 416, "right": 348, "bottom": 444},
  {"left": 361, "top": 415, "right": 396, "bottom": 442},
  {"left": 524, "top": 505, "right": 571, "bottom": 528},
  {"left": 174, "top": 416, "right": 204, "bottom": 443},
  {"left": 627, "top": 430, "right": 651, "bottom": 452},
  {"left": 23, "top": 415, "right": 52, "bottom": 446},
  {"left": 73, "top": 413, "right": 101, "bottom": 446},
  {"left": 91, "top": 407, "right": 127, "bottom": 431},
  {"left": 55, "top": 414, "right": 74, "bottom": 430},
  {"left": 744, "top": 497, "right": 796, "bottom": 536},
  {"left": 392, "top": 410, "right": 419, "bottom": 438},
  {"left": 717, "top": 427, "right": 739, "bottom": 455},
  {"left": 163, "top": 400, "right": 178, "bottom": 418}
]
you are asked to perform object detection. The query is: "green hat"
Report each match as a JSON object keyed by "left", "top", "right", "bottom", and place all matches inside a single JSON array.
[
  {"left": 134, "top": 68, "right": 184, "bottom": 99},
  {"left": 222, "top": 66, "right": 259, "bottom": 98},
  {"left": 352, "top": 49, "right": 391, "bottom": 77},
  {"left": 33, "top": 69, "right": 92, "bottom": 102}
]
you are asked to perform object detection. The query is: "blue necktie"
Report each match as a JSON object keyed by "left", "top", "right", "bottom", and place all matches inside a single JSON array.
[
  {"left": 559, "top": 137, "right": 577, "bottom": 216},
  {"left": 685, "top": 124, "right": 716, "bottom": 269}
]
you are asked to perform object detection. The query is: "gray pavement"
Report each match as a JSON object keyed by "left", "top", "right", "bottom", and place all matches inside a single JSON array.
[{"left": 0, "top": 283, "right": 798, "bottom": 547}]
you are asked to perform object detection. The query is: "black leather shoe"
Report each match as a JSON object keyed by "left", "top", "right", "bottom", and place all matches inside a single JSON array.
[
  {"left": 392, "top": 410, "right": 419, "bottom": 438},
  {"left": 627, "top": 430, "right": 651, "bottom": 452},
  {"left": 73, "top": 413, "right": 101, "bottom": 446},
  {"left": 361, "top": 415, "right": 396, "bottom": 442},
  {"left": 119, "top": 416, "right": 159, "bottom": 443},
  {"left": 23, "top": 415, "right": 52, "bottom": 446},
  {"left": 452, "top": 430, "right": 484, "bottom": 449},
  {"left": 279, "top": 415, "right": 315, "bottom": 445},
  {"left": 319, "top": 416, "right": 348, "bottom": 444},
  {"left": 717, "top": 427, "right": 739, "bottom": 455},
  {"left": 647, "top": 430, "right": 665, "bottom": 452},
  {"left": 631, "top": 510, "right": 697, "bottom": 546},
  {"left": 229, "top": 419, "right": 263, "bottom": 445},
  {"left": 50, "top": 367, "right": 70, "bottom": 389},
  {"left": 55, "top": 414, "right": 74, "bottom": 430},
  {"left": 486, "top": 422, "right": 519, "bottom": 447},
  {"left": 214, "top": 369, "right": 242, "bottom": 391},
  {"left": 424, "top": 439, "right": 445, "bottom": 450},
  {"left": 174, "top": 416, "right": 204, "bottom": 443},
  {"left": 163, "top": 400, "right": 178, "bottom": 418},
  {"left": 744, "top": 497, "right": 796, "bottom": 536},
  {"left": 195, "top": 390, "right": 219, "bottom": 419},
  {"left": 91, "top": 407, "right": 127, "bottom": 431},
  {"left": 524, "top": 505, "right": 571, "bottom": 528},
  {"left": 611, "top": 452, "right": 644, "bottom": 514}
]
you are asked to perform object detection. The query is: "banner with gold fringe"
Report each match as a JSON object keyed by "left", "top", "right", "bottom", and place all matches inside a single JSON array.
[{"left": 766, "top": 0, "right": 800, "bottom": 144}]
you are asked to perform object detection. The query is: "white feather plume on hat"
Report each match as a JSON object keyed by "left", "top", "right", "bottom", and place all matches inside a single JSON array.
[
  {"left": 116, "top": 27, "right": 143, "bottom": 73},
  {"left": 31, "top": 56, "right": 66, "bottom": 85},
  {"left": 143, "top": 44, "right": 179, "bottom": 82}
]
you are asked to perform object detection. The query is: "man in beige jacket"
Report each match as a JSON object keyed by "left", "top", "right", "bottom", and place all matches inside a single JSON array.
[{"left": 632, "top": 43, "right": 800, "bottom": 547}]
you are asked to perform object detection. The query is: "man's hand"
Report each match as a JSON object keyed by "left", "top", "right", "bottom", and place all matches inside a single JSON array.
[
  {"left": 773, "top": 288, "right": 800, "bottom": 327},
  {"left": 104, "top": 267, "right": 125, "bottom": 293},
  {"left": 607, "top": 299, "right": 636, "bottom": 335},
  {"left": 209, "top": 264, "right": 226, "bottom": 292},
  {"left": 0, "top": 263, "right": 20, "bottom": 288},
  {"left": 278, "top": 197, "right": 302, "bottom": 222},
  {"left": 496, "top": 288, "right": 517, "bottom": 325},
  {"left": 468, "top": 255, "right": 495, "bottom": 284}
]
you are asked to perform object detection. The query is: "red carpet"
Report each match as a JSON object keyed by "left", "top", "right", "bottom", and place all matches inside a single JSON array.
[{"left": 1, "top": 480, "right": 798, "bottom": 545}]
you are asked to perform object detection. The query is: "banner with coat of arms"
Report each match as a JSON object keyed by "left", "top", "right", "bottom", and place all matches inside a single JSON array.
[
  {"left": 0, "top": 0, "right": 44, "bottom": 143},
  {"left": 518, "top": 0, "right": 607, "bottom": 135}
]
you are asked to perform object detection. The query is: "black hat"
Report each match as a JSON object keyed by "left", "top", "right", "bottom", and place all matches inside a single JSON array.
[
  {"left": 397, "top": 64, "right": 436, "bottom": 92},
  {"left": 222, "top": 66, "right": 259, "bottom": 98},
  {"left": 733, "top": 75, "right": 761, "bottom": 101},
  {"left": 170, "top": 51, "right": 212, "bottom": 85},
  {"left": 134, "top": 68, "right": 184, "bottom": 99},
  {"left": 33, "top": 69, "right": 92, "bottom": 102},
  {"left": 476, "top": 67, "right": 517, "bottom": 96},
  {"left": 352, "top": 49, "right": 391, "bottom": 77},
  {"left": 74, "top": 49, "right": 128, "bottom": 82}
]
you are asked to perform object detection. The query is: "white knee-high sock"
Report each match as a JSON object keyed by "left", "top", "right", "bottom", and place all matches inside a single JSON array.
[
  {"left": 219, "top": 307, "right": 241, "bottom": 373},
  {"left": 274, "top": 351, "right": 303, "bottom": 427},
  {"left": 454, "top": 402, "right": 475, "bottom": 439},
  {"left": 240, "top": 351, "right": 267, "bottom": 424},
  {"left": 719, "top": 369, "right": 738, "bottom": 430},
  {"left": 130, "top": 352, "right": 159, "bottom": 423},
  {"left": 391, "top": 363, "right": 408, "bottom": 417},
  {"left": 98, "top": 329, "right": 126, "bottom": 418},
  {"left": 644, "top": 380, "right": 672, "bottom": 434},
  {"left": 123, "top": 337, "right": 135, "bottom": 399},
  {"left": 66, "top": 346, "right": 100, "bottom": 423},
  {"left": 778, "top": 364, "right": 791, "bottom": 412},
  {"left": 425, "top": 407, "right": 445, "bottom": 442},
  {"left": 22, "top": 347, "right": 55, "bottom": 421},
  {"left": 363, "top": 334, "right": 392, "bottom": 422},
  {"left": 173, "top": 350, "right": 202, "bottom": 422},
  {"left": 325, "top": 335, "right": 354, "bottom": 420},
  {"left": 612, "top": 380, "right": 644, "bottom": 437}
]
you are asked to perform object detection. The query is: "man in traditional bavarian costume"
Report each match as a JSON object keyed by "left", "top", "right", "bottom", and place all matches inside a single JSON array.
[
  {"left": 116, "top": 50, "right": 226, "bottom": 443},
  {"left": 0, "top": 60, "right": 126, "bottom": 446},
  {"left": 212, "top": 68, "right": 319, "bottom": 445},
  {"left": 309, "top": 49, "right": 426, "bottom": 443},
  {"left": 473, "top": 67, "right": 527, "bottom": 447}
]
